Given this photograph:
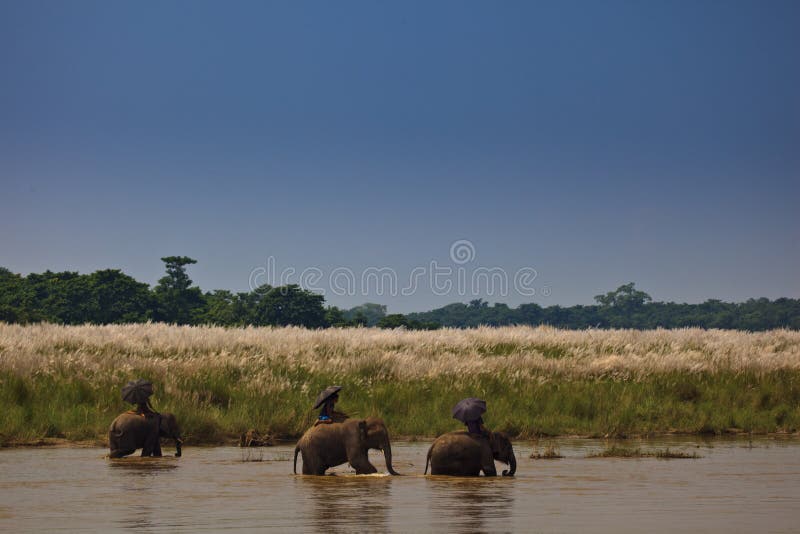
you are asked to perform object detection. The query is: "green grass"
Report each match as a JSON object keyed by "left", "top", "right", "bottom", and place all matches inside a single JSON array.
[
  {"left": 2, "top": 324, "right": 799, "bottom": 446},
  {"left": 529, "top": 442, "right": 564, "bottom": 459},
  {"left": 2, "top": 369, "right": 799, "bottom": 446},
  {"left": 588, "top": 446, "right": 701, "bottom": 459}
]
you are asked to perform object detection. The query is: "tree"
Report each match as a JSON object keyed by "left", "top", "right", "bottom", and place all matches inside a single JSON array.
[
  {"left": 516, "top": 303, "right": 543, "bottom": 325},
  {"left": 343, "top": 303, "right": 387, "bottom": 326},
  {"left": 201, "top": 290, "right": 239, "bottom": 326},
  {"left": 351, "top": 312, "right": 369, "bottom": 327},
  {"left": 324, "top": 306, "right": 351, "bottom": 327},
  {"left": 377, "top": 314, "right": 410, "bottom": 329},
  {"left": 594, "top": 283, "right": 652, "bottom": 310},
  {"left": 0, "top": 267, "right": 26, "bottom": 323},
  {"left": 153, "top": 256, "right": 205, "bottom": 324},
  {"left": 1, "top": 265, "right": 798, "bottom": 331},
  {"left": 23, "top": 270, "right": 94, "bottom": 324},
  {"left": 252, "top": 284, "right": 326, "bottom": 328},
  {"left": 88, "top": 269, "right": 152, "bottom": 323},
  {"left": 376, "top": 313, "right": 439, "bottom": 330}
]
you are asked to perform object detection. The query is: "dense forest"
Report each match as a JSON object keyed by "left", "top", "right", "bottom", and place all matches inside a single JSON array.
[
  {"left": 0, "top": 259, "right": 797, "bottom": 330},
  {"left": 409, "top": 283, "right": 800, "bottom": 331},
  {"left": 0, "top": 257, "right": 436, "bottom": 329}
]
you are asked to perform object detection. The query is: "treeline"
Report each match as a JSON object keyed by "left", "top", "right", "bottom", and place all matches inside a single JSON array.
[
  {"left": 408, "top": 283, "right": 800, "bottom": 331},
  {"left": 1, "top": 260, "right": 797, "bottom": 330},
  {"left": 0, "top": 257, "right": 437, "bottom": 329}
]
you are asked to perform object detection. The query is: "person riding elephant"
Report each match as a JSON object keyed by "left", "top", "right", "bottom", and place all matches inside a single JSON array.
[
  {"left": 294, "top": 417, "right": 400, "bottom": 475},
  {"left": 108, "top": 411, "right": 182, "bottom": 458},
  {"left": 425, "top": 430, "right": 516, "bottom": 477},
  {"left": 314, "top": 385, "right": 348, "bottom": 425},
  {"left": 121, "top": 379, "right": 158, "bottom": 417},
  {"left": 452, "top": 397, "right": 490, "bottom": 437}
]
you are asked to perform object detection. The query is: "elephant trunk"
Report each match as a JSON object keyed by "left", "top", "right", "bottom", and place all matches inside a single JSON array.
[
  {"left": 383, "top": 441, "right": 400, "bottom": 475},
  {"left": 174, "top": 437, "right": 182, "bottom": 458},
  {"left": 502, "top": 450, "right": 516, "bottom": 477}
]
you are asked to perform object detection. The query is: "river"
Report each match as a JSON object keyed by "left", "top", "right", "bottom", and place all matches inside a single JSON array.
[{"left": 1, "top": 436, "right": 798, "bottom": 532}]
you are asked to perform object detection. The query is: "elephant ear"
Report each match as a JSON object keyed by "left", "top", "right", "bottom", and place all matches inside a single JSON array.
[
  {"left": 493, "top": 432, "right": 512, "bottom": 455},
  {"left": 488, "top": 431, "right": 503, "bottom": 457},
  {"left": 159, "top": 413, "right": 177, "bottom": 436},
  {"left": 157, "top": 414, "right": 168, "bottom": 434},
  {"left": 488, "top": 431, "right": 497, "bottom": 451}
]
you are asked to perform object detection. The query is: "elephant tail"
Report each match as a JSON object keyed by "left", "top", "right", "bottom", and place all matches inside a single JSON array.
[
  {"left": 108, "top": 420, "right": 122, "bottom": 449},
  {"left": 293, "top": 445, "right": 300, "bottom": 474},
  {"left": 424, "top": 444, "right": 432, "bottom": 475}
]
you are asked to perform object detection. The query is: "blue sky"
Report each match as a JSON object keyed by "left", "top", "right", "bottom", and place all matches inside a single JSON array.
[{"left": 1, "top": 0, "right": 798, "bottom": 312}]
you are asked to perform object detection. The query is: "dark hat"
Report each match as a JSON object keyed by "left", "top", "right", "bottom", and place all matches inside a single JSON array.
[{"left": 313, "top": 385, "right": 343, "bottom": 409}]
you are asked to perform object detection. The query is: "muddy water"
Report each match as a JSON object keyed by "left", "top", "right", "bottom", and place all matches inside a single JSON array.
[{"left": 1, "top": 437, "right": 798, "bottom": 532}]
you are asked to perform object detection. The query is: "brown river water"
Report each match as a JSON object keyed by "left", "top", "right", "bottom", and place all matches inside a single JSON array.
[{"left": 1, "top": 436, "right": 798, "bottom": 533}]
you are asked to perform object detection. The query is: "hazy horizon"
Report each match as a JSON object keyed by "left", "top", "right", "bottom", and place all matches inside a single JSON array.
[{"left": 2, "top": 1, "right": 798, "bottom": 313}]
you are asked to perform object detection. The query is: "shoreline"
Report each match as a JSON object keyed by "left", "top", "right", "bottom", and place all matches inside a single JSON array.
[{"left": 4, "top": 429, "right": 799, "bottom": 450}]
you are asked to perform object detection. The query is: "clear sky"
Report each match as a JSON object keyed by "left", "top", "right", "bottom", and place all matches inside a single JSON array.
[{"left": 1, "top": 0, "right": 798, "bottom": 313}]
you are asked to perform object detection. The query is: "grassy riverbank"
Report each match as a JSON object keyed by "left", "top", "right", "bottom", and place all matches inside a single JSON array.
[{"left": 1, "top": 323, "right": 799, "bottom": 445}]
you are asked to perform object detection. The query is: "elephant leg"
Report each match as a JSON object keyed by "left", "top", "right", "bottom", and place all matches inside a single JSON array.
[
  {"left": 301, "top": 459, "right": 318, "bottom": 475},
  {"left": 141, "top": 439, "right": 156, "bottom": 457},
  {"left": 299, "top": 450, "right": 310, "bottom": 474},
  {"left": 306, "top": 461, "right": 327, "bottom": 475},
  {"left": 480, "top": 445, "right": 497, "bottom": 476},
  {"left": 141, "top": 420, "right": 161, "bottom": 457},
  {"left": 300, "top": 451, "right": 326, "bottom": 475},
  {"left": 348, "top": 454, "right": 378, "bottom": 475},
  {"left": 152, "top": 440, "right": 163, "bottom": 457},
  {"left": 345, "top": 431, "right": 377, "bottom": 474}
]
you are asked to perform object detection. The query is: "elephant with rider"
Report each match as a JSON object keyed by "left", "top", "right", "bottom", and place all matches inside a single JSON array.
[
  {"left": 294, "top": 417, "right": 400, "bottom": 475},
  {"left": 425, "top": 430, "right": 516, "bottom": 476},
  {"left": 108, "top": 411, "right": 182, "bottom": 458}
]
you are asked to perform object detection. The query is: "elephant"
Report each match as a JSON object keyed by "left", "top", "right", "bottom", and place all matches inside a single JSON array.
[
  {"left": 425, "top": 431, "right": 516, "bottom": 477},
  {"left": 108, "top": 412, "right": 182, "bottom": 458},
  {"left": 293, "top": 417, "right": 400, "bottom": 475}
]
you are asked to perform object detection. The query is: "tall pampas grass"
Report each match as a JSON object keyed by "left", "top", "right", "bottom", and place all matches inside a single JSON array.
[{"left": 2, "top": 323, "right": 798, "bottom": 444}]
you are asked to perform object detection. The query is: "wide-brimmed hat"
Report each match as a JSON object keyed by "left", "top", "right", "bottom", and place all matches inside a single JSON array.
[{"left": 313, "top": 385, "right": 343, "bottom": 409}]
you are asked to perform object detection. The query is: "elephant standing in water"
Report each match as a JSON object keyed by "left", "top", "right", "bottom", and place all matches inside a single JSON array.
[
  {"left": 108, "top": 412, "right": 182, "bottom": 458},
  {"left": 294, "top": 417, "right": 400, "bottom": 475},
  {"left": 425, "top": 431, "right": 516, "bottom": 476}
]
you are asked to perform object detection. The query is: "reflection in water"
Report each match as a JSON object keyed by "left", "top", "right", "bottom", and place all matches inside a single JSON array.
[
  {"left": 117, "top": 503, "right": 159, "bottom": 531},
  {"left": 298, "top": 475, "right": 391, "bottom": 534},
  {"left": 2, "top": 440, "right": 800, "bottom": 532},
  {"left": 427, "top": 477, "right": 514, "bottom": 533},
  {"left": 107, "top": 458, "right": 181, "bottom": 530},
  {"left": 107, "top": 457, "right": 180, "bottom": 475}
]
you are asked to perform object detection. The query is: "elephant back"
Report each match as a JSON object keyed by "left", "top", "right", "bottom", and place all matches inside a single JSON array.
[
  {"left": 109, "top": 412, "right": 153, "bottom": 449},
  {"left": 428, "top": 431, "right": 490, "bottom": 473},
  {"left": 430, "top": 430, "right": 514, "bottom": 477}
]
